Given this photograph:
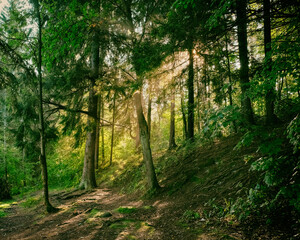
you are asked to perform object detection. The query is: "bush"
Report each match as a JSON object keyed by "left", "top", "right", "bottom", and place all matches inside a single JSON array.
[{"left": 234, "top": 124, "right": 300, "bottom": 225}]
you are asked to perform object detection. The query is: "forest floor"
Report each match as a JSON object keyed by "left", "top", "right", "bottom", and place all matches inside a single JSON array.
[{"left": 0, "top": 135, "right": 288, "bottom": 239}]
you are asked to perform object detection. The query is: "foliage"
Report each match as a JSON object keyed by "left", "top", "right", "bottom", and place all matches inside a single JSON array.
[
  {"left": 287, "top": 115, "right": 300, "bottom": 153},
  {"left": 0, "top": 0, "right": 299, "bottom": 235},
  {"left": 182, "top": 210, "right": 200, "bottom": 222},
  {"left": 197, "top": 105, "right": 240, "bottom": 142},
  {"left": 47, "top": 136, "right": 84, "bottom": 188},
  {"left": 234, "top": 125, "right": 300, "bottom": 223}
]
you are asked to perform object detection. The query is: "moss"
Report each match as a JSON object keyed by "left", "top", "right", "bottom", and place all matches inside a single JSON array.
[{"left": 116, "top": 207, "right": 137, "bottom": 214}]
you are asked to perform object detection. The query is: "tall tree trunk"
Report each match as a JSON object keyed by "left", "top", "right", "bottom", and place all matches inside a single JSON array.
[
  {"left": 236, "top": 0, "right": 254, "bottom": 124},
  {"left": 133, "top": 91, "right": 160, "bottom": 190},
  {"left": 147, "top": 81, "right": 152, "bottom": 139},
  {"left": 196, "top": 66, "right": 201, "bottom": 133},
  {"left": 101, "top": 95, "right": 105, "bottom": 165},
  {"left": 264, "top": 0, "right": 277, "bottom": 125},
  {"left": 22, "top": 123, "right": 26, "bottom": 186},
  {"left": 180, "top": 92, "right": 188, "bottom": 140},
  {"left": 187, "top": 46, "right": 195, "bottom": 140},
  {"left": 80, "top": 77, "right": 98, "bottom": 189},
  {"left": 169, "top": 86, "right": 177, "bottom": 149},
  {"left": 3, "top": 89, "right": 7, "bottom": 181},
  {"left": 22, "top": 144, "right": 26, "bottom": 186},
  {"left": 203, "top": 54, "right": 211, "bottom": 110},
  {"left": 225, "top": 32, "right": 238, "bottom": 132},
  {"left": 79, "top": 0, "right": 100, "bottom": 189},
  {"left": 95, "top": 95, "right": 101, "bottom": 169},
  {"left": 147, "top": 97, "right": 152, "bottom": 139},
  {"left": 109, "top": 92, "right": 116, "bottom": 166},
  {"left": 34, "top": 0, "right": 56, "bottom": 212},
  {"left": 225, "top": 33, "right": 233, "bottom": 107}
]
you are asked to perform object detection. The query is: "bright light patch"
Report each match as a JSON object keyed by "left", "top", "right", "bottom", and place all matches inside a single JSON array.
[{"left": 0, "top": 0, "right": 9, "bottom": 15}]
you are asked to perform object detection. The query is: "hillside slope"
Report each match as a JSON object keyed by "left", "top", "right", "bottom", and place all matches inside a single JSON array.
[{"left": 0, "top": 135, "right": 293, "bottom": 239}]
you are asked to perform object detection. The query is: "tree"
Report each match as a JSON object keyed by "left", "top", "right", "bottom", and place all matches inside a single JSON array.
[
  {"left": 109, "top": 89, "right": 117, "bottom": 166},
  {"left": 263, "top": 0, "right": 278, "bottom": 124},
  {"left": 133, "top": 91, "right": 160, "bottom": 190},
  {"left": 79, "top": 0, "right": 101, "bottom": 190},
  {"left": 31, "top": 0, "right": 57, "bottom": 212},
  {"left": 236, "top": 0, "right": 255, "bottom": 124},
  {"left": 169, "top": 80, "right": 177, "bottom": 149}
]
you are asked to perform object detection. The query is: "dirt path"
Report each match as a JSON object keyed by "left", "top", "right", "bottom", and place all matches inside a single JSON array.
[
  {"left": 0, "top": 188, "right": 192, "bottom": 239},
  {"left": 0, "top": 186, "right": 242, "bottom": 240}
]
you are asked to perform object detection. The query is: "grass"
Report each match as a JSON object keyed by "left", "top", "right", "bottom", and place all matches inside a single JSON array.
[
  {"left": 21, "top": 196, "right": 41, "bottom": 208},
  {"left": 0, "top": 199, "right": 18, "bottom": 209},
  {"left": 0, "top": 210, "right": 7, "bottom": 218},
  {"left": 116, "top": 207, "right": 137, "bottom": 214},
  {"left": 109, "top": 219, "right": 136, "bottom": 229},
  {"left": 89, "top": 208, "right": 101, "bottom": 217},
  {"left": 142, "top": 205, "right": 154, "bottom": 210}
]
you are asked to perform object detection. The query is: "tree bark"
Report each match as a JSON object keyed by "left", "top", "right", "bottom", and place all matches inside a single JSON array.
[
  {"left": 187, "top": 46, "right": 195, "bottom": 140},
  {"left": 236, "top": 0, "right": 254, "bottom": 124},
  {"left": 135, "top": 117, "right": 141, "bottom": 149},
  {"left": 169, "top": 87, "right": 177, "bottom": 149},
  {"left": 79, "top": 84, "right": 98, "bottom": 189},
  {"left": 133, "top": 91, "right": 160, "bottom": 190},
  {"left": 34, "top": 0, "right": 56, "bottom": 212},
  {"left": 264, "top": 0, "right": 277, "bottom": 125}
]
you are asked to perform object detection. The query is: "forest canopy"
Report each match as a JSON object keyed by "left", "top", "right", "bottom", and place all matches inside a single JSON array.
[{"left": 0, "top": 0, "right": 299, "bottom": 238}]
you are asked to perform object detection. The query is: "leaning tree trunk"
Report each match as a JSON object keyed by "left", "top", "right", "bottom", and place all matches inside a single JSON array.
[
  {"left": 133, "top": 91, "right": 160, "bottom": 191},
  {"left": 263, "top": 0, "right": 277, "bottom": 125},
  {"left": 147, "top": 97, "right": 152, "bottom": 139},
  {"left": 147, "top": 81, "right": 152, "bottom": 139},
  {"left": 236, "top": 0, "right": 254, "bottom": 124},
  {"left": 79, "top": 0, "right": 100, "bottom": 189},
  {"left": 135, "top": 118, "right": 141, "bottom": 149},
  {"left": 34, "top": 0, "right": 56, "bottom": 212}
]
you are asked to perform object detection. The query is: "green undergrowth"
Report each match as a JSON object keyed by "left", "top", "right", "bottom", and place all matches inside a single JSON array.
[
  {"left": 21, "top": 196, "right": 42, "bottom": 208},
  {"left": 116, "top": 207, "right": 137, "bottom": 214},
  {"left": 97, "top": 134, "right": 250, "bottom": 199},
  {"left": 0, "top": 210, "right": 7, "bottom": 217}
]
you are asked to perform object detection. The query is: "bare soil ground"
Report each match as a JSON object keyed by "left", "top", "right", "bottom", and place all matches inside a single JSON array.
[{"left": 0, "top": 135, "right": 288, "bottom": 239}]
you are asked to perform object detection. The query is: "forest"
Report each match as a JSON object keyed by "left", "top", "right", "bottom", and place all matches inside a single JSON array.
[{"left": 0, "top": 0, "right": 299, "bottom": 239}]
